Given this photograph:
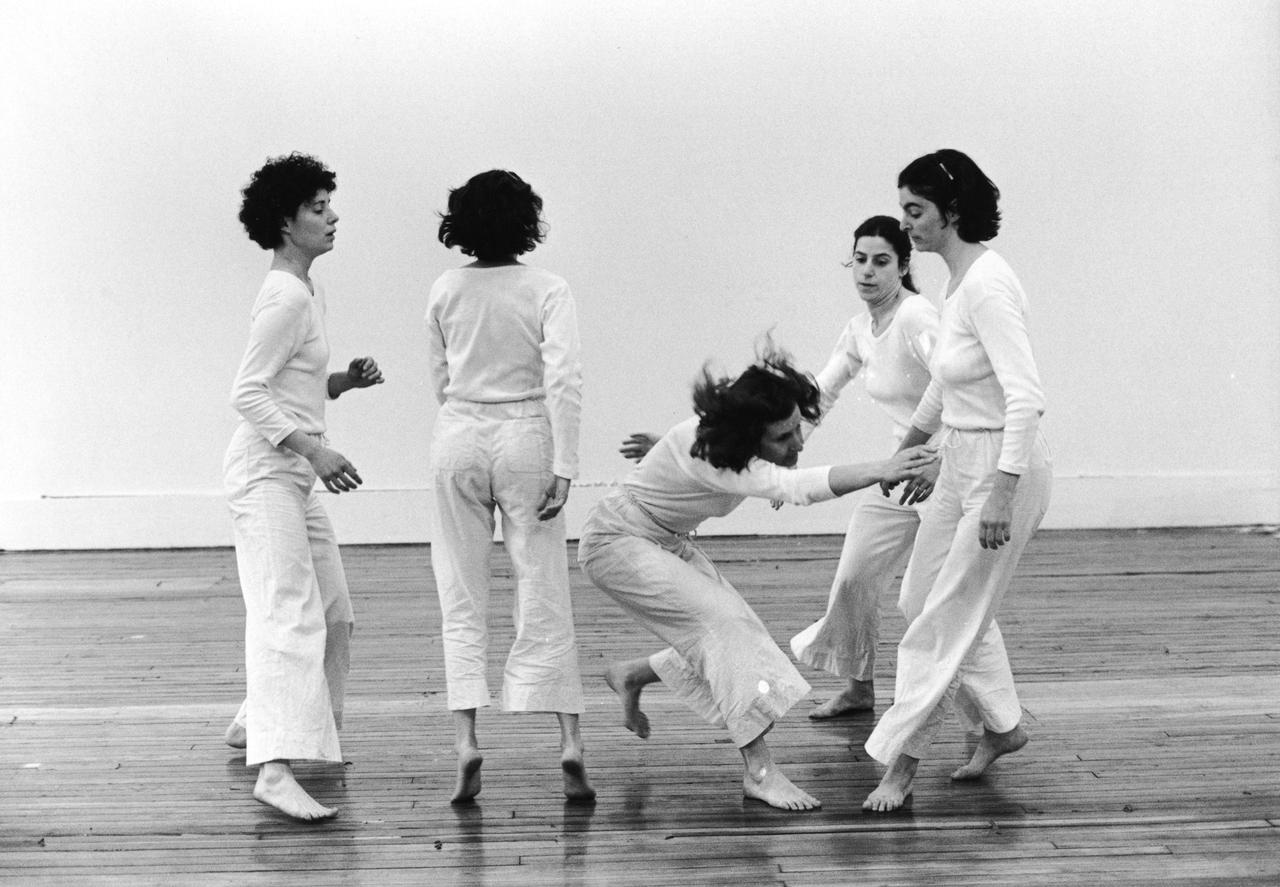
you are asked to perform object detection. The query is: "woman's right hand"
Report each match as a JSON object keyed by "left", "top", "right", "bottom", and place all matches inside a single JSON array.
[
  {"left": 309, "top": 447, "right": 363, "bottom": 494},
  {"left": 619, "top": 432, "right": 660, "bottom": 462},
  {"left": 881, "top": 446, "right": 938, "bottom": 485}
]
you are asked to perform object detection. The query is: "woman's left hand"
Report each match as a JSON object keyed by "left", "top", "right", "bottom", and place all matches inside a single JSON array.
[
  {"left": 898, "top": 458, "right": 941, "bottom": 506},
  {"left": 347, "top": 356, "right": 385, "bottom": 388},
  {"left": 978, "top": 487, "right": 1014, "bottom": 549},
  {"left": 537, "top": 475, "right": 572, "bottom": 521}
]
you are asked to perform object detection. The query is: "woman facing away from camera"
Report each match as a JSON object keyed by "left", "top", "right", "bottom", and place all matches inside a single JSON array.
[
  {"left": 788, "top": 214, "right": 940, "bottom": 718},
  {"left": 862, "top": 149, "right": 1052, "bottom": 813},
  {"left": 223, "top": 152, "right": 384, "bottom": 820},
  {"left": 579, "top": 348, "right": 937, "bottom": 811},
  {"left": 425, "top": 170, "right": 594, "bottom": 804}
]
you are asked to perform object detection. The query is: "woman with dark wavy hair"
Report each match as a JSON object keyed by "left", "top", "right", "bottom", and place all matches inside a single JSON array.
[
  {"left": 789, "top": 214, "right": 940, "bottom": 718},
  {"left": 425, "top": 170, "right": 594, "bottom": 804},
  {"left": 224, "top": 152, "right": 384, "bottom": 820},
  {"left": 579, "top": 346, "right": 936, "bottom": 810},
  {"left": 862, "top": 149, "right": 1051, "bottom": 813}
]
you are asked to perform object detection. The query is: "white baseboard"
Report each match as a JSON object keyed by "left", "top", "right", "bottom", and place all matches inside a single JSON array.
[{"left": 2, "top": 473, "right": 1276, "bottom": 551}]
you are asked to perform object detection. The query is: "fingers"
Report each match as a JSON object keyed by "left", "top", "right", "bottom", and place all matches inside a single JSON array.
[
  {"left": 350, "top": 356, "right": 385, "bottom": 386},
  {"left": 322, "top": 462, "right": 362, "bottom": 494},
  {"left": 978, "top": 521, "right": 1012, "bottom": 549},
  {"left": 537, "top": 494, "right": 567, "bottom": 521}
]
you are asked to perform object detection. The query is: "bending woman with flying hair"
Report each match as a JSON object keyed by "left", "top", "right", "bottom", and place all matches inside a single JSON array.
[
  {"left": 578, "top": 348, "right": 936, "bottom": 810},
  {"left": 862, "top": 149, "right": 1051, "bottom": 813}
]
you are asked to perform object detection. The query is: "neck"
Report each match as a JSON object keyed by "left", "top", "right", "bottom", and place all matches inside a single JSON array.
[
  {"left": 271, "top": 244, "right": 315, "bottom": 282},
  {"left": 467, "top": 255, "right": 520, "bottom": 268},
  {"left": 939, "top": 237, "right": 986, "bottom": 279},
  {"left": 866, "top": 283, "right": 903, "bottom": 327}
]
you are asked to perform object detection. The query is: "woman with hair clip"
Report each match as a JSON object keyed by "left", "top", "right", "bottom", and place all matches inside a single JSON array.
[
  {"left": 224, "top": 152, "right": 384, "bottom": 820},
  {"left": 788, "top": 215, "right": 940, "bottom": 718},
  {"left": 862, "top": 149, "right": 1052, "bottom": 813},
  {"left": 425, "top": 169, "right": 594, "bottom": 804},
  {"left": 579, "top": 349, "right": 937, "bottom": 810}
]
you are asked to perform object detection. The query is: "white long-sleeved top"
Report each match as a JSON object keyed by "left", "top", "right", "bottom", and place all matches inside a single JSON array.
[
  {"left": 425, "top": 265, "right": 583, "bottom": 479},
  {"left": 230, "top": 270, "right": 330, "bottom": 445},
  {"left": 815, "top": 293, "right": 938, "bottom": 444},
  {"left": 909, "top": 249, "right": 1045, "bottom": 475},
  {"left": 622, "top": 417, "right": 837, "bottom": 535}
]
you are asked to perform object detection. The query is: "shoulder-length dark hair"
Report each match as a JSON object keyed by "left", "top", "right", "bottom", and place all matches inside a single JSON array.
[
  {"left": 690, "top": 345, "right": 821, "bottom": 472},
  {"left": 238, "top": 152, "right": 336, "bottom": 250},
  {"left": 898, "top": 149, "right": 1001, "bottom": 243},
  {"left": 437, "top": 170, "right": 545, "bottom": 260},
  {"left": 845, "top": 214, "right": 918, "bottom": 292}
]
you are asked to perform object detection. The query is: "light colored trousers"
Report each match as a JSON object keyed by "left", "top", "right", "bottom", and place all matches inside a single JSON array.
[
  {"left": 578, "top": 490, "right": 810, "bottom": 747},
  {"left": 790, "top": 491, "right": 922, "bottom": 681},
  {"left": 865, "top": 428, "right": 1051, "bottom": 764},
  {"left": 430, "top": 399, "right": 584, "bottom": 714},
  {"left": 223, "top": 423, "right": 354, "bottom": 767}
]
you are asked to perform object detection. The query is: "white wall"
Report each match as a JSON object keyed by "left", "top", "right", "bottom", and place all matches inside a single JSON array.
[{"left": 2, "top": 0, "right": 1277, "bottom": 550}]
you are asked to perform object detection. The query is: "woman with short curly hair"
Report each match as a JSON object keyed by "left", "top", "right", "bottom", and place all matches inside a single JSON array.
[
  {"left": 578, "top": 346, "right": 936, "bottom": 811},
  {"left": 223, "top": 152, "right": 384, "bottom": 820},
  {"left": 425, "top": 170, "right": 594, "bottom": 804}
]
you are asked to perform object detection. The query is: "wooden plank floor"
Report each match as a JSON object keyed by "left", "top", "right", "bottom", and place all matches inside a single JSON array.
[{"left": 1, "top": 528, "right": 1278, "bottom": 886}]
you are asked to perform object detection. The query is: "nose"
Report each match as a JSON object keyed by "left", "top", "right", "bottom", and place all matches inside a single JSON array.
[{"left": 900, "top": 216, "right": 911, "bottom": 231}]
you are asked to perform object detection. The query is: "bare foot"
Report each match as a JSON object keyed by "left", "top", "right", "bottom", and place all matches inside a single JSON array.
[
  {"left": 561, "top": 752, "right": 596, "bottom": 803},
  {"left": 862, "top": 755, "right": 917, "bottom": 813},
  {"left": 951, "top": 724, "right": 1028, "bottom": 780},
  {"left": 254, "top": 762, "right": 337, "bottom": 821},
  {"left": 604, "top": 662, "right": 651, "bottom": 739},
  {"left": 808, "top": 680, "right": 876, "bottom": 719},
  {"left": 743, "top": 766, "right": 822, "bottom": 811},
  {"left": 224, "top": 720, "right": 247, "bottom": 749},
  {"left": 451, "top": 747, "right": 483, "bottom": 803}
]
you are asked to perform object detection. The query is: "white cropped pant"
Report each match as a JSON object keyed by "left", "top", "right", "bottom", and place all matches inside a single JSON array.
[
  {"left": 430, "top": 399, "right": 584, "bottom": 714},
  {"left": 865, "top": 428, "right": 1051, "bottom": 764},
  {"left": 578, "top": 490, "right": 810, "bottom": 748},
  {"left": 790, "top": 490, "right": 922, "bottom": 682},
  {"left": 223, "top": 423, "right": 354, "bottom": 767}
]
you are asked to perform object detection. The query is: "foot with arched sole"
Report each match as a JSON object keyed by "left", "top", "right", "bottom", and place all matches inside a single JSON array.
[{"left": 951, "top": 724, "right": 1028, "bottom": 780}]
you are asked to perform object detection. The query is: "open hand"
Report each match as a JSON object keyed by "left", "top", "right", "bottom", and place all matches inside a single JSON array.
[
  {"left": 308, "top": 447, "right": 363, "bottom": 494},
  {"left": 619, "top": 432, "right": 660, "bottom": 462}
]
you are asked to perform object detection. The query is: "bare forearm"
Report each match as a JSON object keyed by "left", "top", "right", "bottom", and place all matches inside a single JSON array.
[
  {"left": 897, "top": 425, "right": 933, "bottom": 452},
  {"left": 327, "top": 371, "right": 353, "bottom": 399},
  {"left": 827, "top": 461, "right": 893, "bottom": 497}
]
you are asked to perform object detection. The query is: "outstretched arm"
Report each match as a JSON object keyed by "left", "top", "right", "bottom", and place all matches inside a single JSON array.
[{"left": 829, "top": 445, "right": 938, "bottom": 498}]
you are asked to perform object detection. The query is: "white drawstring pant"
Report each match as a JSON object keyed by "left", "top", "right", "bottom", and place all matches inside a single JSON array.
[
  {"left": 865, "top": 428, "right": 1051, "bottom": 764},
  {"left": 578, "top": 489, "right": 810, "bottom": 748},
  {"left": 223, "top": 424, "right": 354, "bottom": 767},
  {"left": 790, "top": 490, "right": 922, "bottom": 681},
  {"left": 430, "top": 400, "right": 584, "bottom": 714}
]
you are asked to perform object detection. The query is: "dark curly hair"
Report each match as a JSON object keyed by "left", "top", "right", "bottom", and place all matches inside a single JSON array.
[
  {"left": 898, "top": 149, "right": 1001, "bottom": 243},
  {"left": 690, "top": 345, "right": 821, "bottom": 473},
  {"left": 238, "top": 153, "right": 337, "bottom": 250},
  {"left": 437, "top": 170, "right": 545, "bottom": 260},
  {"left": 844, "top": 214, "right": 918, "bottom": 293}
]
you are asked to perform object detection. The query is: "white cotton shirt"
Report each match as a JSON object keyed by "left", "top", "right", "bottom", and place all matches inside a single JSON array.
[
  {"left": 622, "top": 417, "right": 837, "bottom": 534},
  {"left": 815, "top": 293, "right": 938, "bottom": 444},
  {"left": 229, "top": 270, "right": 330, "bottom": 445},
  {"left": 910, "top": 249, "right": 1045, "bottom": 475},
  {"left": 425, "top": 264, "right": 583, "bottom": 479}
]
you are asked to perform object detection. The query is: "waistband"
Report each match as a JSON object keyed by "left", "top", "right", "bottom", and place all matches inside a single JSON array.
[{"left": 440, "top": 398, "right": 548, "bottom": 421}]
